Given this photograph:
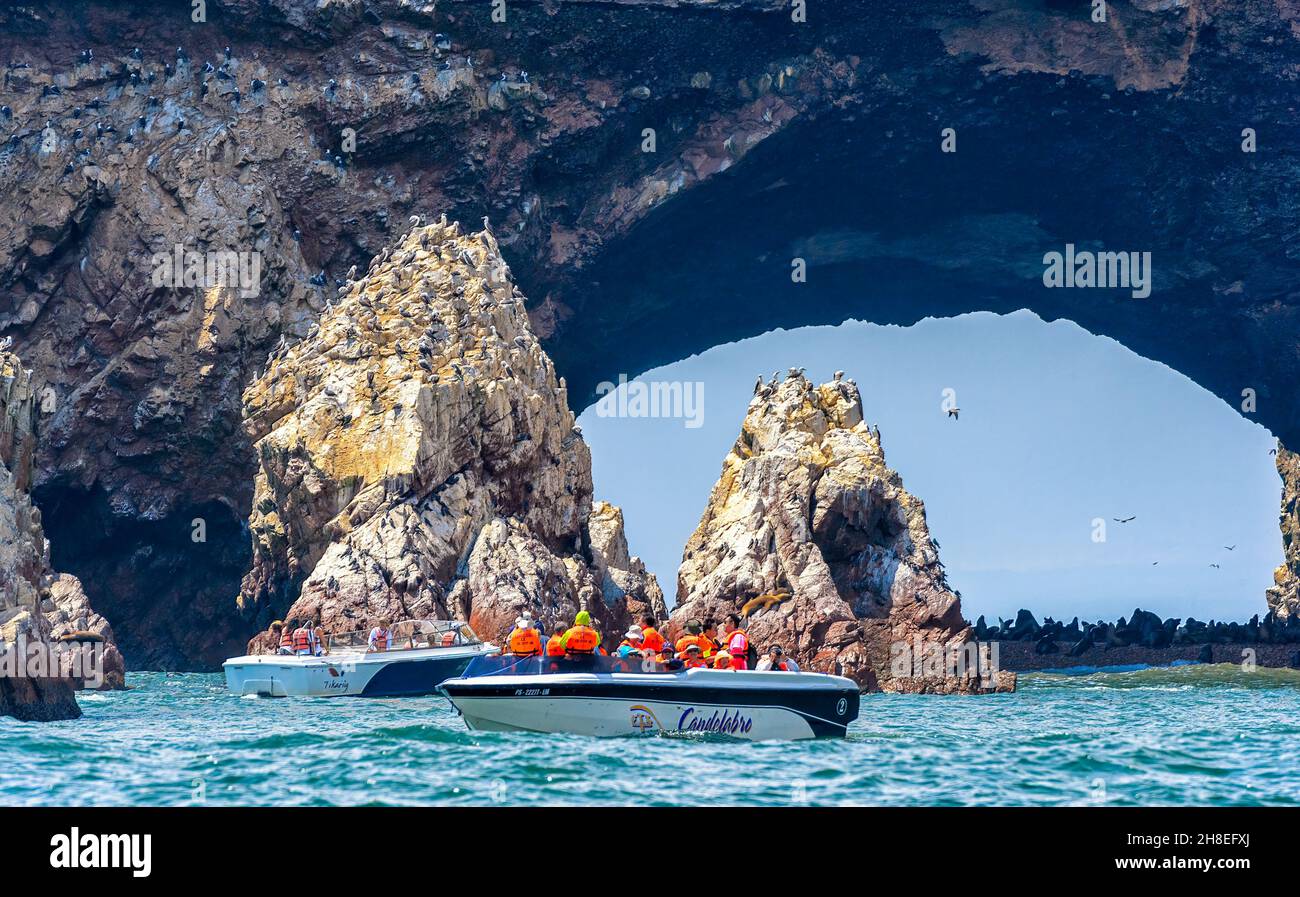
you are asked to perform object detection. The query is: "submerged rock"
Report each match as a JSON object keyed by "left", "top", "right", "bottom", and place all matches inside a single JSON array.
[
  {"left": 670, "top": 371, "right": 1013, "bottom": 694},
  {"left": 238, "top": 219, "right": 659, "bottom": 649}
]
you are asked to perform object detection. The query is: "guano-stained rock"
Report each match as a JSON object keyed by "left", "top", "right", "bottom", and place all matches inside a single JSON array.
[
  {"left": 1266, "top": 444, "right": 1300, "bottom": 620},
  {"left": 670, "top": 371, "right": 1014, "bottom": 694},
  {"left": 238, "top": 219, "right": 659, "bottom": 649}
]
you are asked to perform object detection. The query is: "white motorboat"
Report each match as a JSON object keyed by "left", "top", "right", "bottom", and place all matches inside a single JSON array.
[
  {"left": 223, "top": 619, "right": 498, "bottom": 697},
  {"left": 440, "top": 654, "right": 860, "bottom": 740}
]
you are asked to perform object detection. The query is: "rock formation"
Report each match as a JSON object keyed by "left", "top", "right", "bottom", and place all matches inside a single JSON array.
[
  {"left": 671, "top": 372, "right": 1013, "bottom": 693},
  {"left": 238, "top": 219, "right": 659, "bottom": 649},
  {"left": 0, "top": 350, "right": 123, "bottom": 721},
  {"left": 1266, "top": 445, "right": 1300, "bottom": 620},
  {"left": 0, "top": 1, "right": 1295, "bottom": 668}
]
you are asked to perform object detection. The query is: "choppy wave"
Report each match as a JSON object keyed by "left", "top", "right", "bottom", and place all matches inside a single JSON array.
[{"left": 4, "top": 666, "right": 1298, "bottom": 806}]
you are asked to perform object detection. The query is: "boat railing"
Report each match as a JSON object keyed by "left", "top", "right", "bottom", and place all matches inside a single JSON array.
[
  {"left": 322, "top": 619, "right": 480, "bottom": 654},
  {"left": 459, "top": 653, "right": 680, "bottom": 678}
]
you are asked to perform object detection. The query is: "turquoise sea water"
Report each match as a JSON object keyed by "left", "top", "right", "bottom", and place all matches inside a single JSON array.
[{"left": 5, "top": 665, "right": 1299, "bottom": 807}]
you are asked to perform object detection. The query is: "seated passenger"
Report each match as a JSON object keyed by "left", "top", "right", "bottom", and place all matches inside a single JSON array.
[
  {"left": 675, "top": 619, "right": 708, "bottom": 659},
  {"left": 701, "top": 618, "right": 721, "bottom": 657},
  {"left": 755, "top": 645, "right": 800, "bottom": 671},
  {"left": 680, "top": 644, "right": 707, "bottom": 668},
  {"left": 713, "top": 651, "right": 734, "bottom": 670},
  {"left": 560, "top": 610, "right": 601, "bottom": 655},
  {"left": 639, "top": 615, "right": 666, "bottom": 655},
  {"left": 545, "top": 623, "right": 566, "bottom": 657},
  {"left": 368, "top": 620, "right": 393, "bottom": 653},
  {"left": 507, "top": 615, "right": 543, "bottom": 656},
  {"left": 292, "top": 619, "right": 318, "bottom": 657},
  {"left": 273, "top": 620, "right": 293, "bottom": 655},
  {"left": 616, "top": 626, "right": 645, "bottom": 658}
]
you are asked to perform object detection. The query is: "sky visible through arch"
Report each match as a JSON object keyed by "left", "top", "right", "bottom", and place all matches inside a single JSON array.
[{"left": 577, "top": 310, "right": 1283, "bottom": 625}]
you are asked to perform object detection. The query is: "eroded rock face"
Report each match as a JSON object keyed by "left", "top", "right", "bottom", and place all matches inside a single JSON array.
[
  {"left": 671, "top": 371, "right": 1013, "bottom": 693},
  {"left": 0, "top": 351, "right": 123, "bottom": 719},
  {"left": 1266, "top": 445, "right": 1300, "bottom": 620},
  {"left": 238, "top": 219, "right": 657, "bottom": 648}
]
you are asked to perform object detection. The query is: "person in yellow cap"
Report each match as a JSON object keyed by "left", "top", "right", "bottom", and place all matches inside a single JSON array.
[{"left": 560, "top": 610, "right": 601, "bottom": 655}]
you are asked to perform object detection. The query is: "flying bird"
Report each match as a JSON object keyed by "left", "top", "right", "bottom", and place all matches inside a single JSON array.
[
  {"left": 1209, "top": 563, "right": 1220, "bottom": 569},
  {"left": 946, "top": 407, "right": 959, "bottom": 420},
  {"left": 1113, "top": 516, "right": 1136, "bottom": 523},
  {"left": 1224, "top": 545, "right": 1236, "bottom": 551}
]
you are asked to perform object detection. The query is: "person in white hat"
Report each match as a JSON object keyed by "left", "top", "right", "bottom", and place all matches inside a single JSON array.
[{"left": 615, "top": 625, "right": 645, "bottom": 658}]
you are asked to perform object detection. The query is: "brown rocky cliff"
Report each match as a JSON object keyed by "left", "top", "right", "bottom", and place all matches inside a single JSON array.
[
  {"left": 1266, "top": 445, "right": 1300, "bottom": 619},
  {"left": 238, "top": 218, "right": 659, "bottom": 648},
  {"left": 0, "top": 350, "right": 124, "bottom": 721},
  {"left": 670, "top": 371, "right": 1013, "bottom": 693}
]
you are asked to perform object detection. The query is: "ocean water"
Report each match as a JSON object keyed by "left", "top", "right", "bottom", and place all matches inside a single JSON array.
[{"left": 4, "top": 665, "right": 1299, "bottom": 807}]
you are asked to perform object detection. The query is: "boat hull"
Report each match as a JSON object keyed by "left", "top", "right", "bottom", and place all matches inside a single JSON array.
[
  {"left": 442, "top": 669, "right": 860, "bottom": 740},
  {"left": 223, "top": 644, "right": 497, "bottom": 698}
]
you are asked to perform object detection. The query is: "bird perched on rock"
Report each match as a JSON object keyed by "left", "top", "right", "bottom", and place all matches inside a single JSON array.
[{"left": 833, "top": 370, "right": 844, "bottom": 381}]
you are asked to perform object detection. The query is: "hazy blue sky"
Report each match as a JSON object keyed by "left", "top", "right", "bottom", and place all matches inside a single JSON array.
[{"left": 577, "top": 311, "right": 1283, "bottom": 624}]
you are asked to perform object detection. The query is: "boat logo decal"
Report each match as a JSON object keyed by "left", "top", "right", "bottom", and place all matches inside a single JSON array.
[
  {"left": 836, "top": 697, "right": 848, "bottom": 716},
  {"left": 629, "top": 704, "right": 662, "bottom": 733},
  {"left": 678, "top": 707, "right": 753, "bottom": 735},
  {"left": 328, "top": 667, "right": 339, "bottom": 677}
]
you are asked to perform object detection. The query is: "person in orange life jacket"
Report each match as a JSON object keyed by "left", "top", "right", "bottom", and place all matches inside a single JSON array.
[
  {"left": 292, "top": 619, "right": 318, "bottom": 656},
  {"left": 368, "top": 619, "right": 393, "bottom": 653},
  {"left": 701, "top": 618, "right": 721, "bottom": 656},
  {"left": 756, "top": 644, "right": 799, "bottom": 671},
  {"left": 675, "top": 619, "right": 708, "bottom": 659},
  {"left": 545, "top": 622, "right": 566, "bottom": 657},
  {"left": 560, "top": 610, "right": 601, "bottom": 655},
  {"left": 274, "top": 620, "right": 293, "bottom": 655},
  {"left": 723, "top": 613, "right": 750, "bottom": 670},
  {"left": 508, "top": 615, "right": 543, "bottom": 656},
  {"left": 713, "top": 651, "right": 734, "bottom": 670},
  {"left": 680, "top": 644, "right": 707, "bottom": 668},
  {"left": 639, "top": 615, "right": 665, "bottom": 654}
]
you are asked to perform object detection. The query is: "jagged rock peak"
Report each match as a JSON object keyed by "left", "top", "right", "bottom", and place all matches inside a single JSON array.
[
  {"left": 0, "top": 351, "right": 123, "bottom": 720},
  {"left": 238, "top": 218, "right": 650, "bottom": 649},
  {"left": 1266, "top": 444, "right": 1299, "bottom": 619},
  {"left": 672, "top": 373, "right": 1014, "bottom": 694}
]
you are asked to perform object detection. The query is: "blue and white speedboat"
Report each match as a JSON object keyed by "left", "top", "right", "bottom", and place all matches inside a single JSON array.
[
  {"left": 223, "top": 619, "right": 498, "bottom": 698},
  {"left": 440, "top": 654, "right": 860, "bottom": 740}
]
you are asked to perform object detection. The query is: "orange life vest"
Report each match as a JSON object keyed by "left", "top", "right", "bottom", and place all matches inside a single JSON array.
[
  {"left": 682, "top": 656, "right": 707, "bottom": 668},
  {"left": 278, "top": 629, "right": 293, "bottom": 649},
  {"left": 675, "top": 634, "right": 713, "bottom": 658},
  {"left": 713, "top": 654, "right": 733, "bottom": 669},
  {"left": 371, "top": 628, "right": 390, "bottom": 651},
  {"left": 509, "top": 627, "right": 542, "bottom": 656},
  {"left": 563, "top": 624, "right": 599, "bottom": 654},
  {"left": 293, "top": 627, "right": 312, "bottom": 653},
  {"left": 641, "top": 627, "right": 665, "bottom": 652},
  {"left": 545, "top": 635, "right": 565, "bottom": 657}
]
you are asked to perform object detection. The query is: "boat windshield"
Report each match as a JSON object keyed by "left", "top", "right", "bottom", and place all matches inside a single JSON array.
[
  {"left": 459, "top": 653, "right": 683, "bottom": 678},
  {"left": 322, "top": 619, "right": 479, "bottom": 653}
]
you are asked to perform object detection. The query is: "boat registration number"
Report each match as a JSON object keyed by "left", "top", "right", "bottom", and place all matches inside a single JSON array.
[{"left": 514, "top": 687, "right": 550, "bottom": 696}]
